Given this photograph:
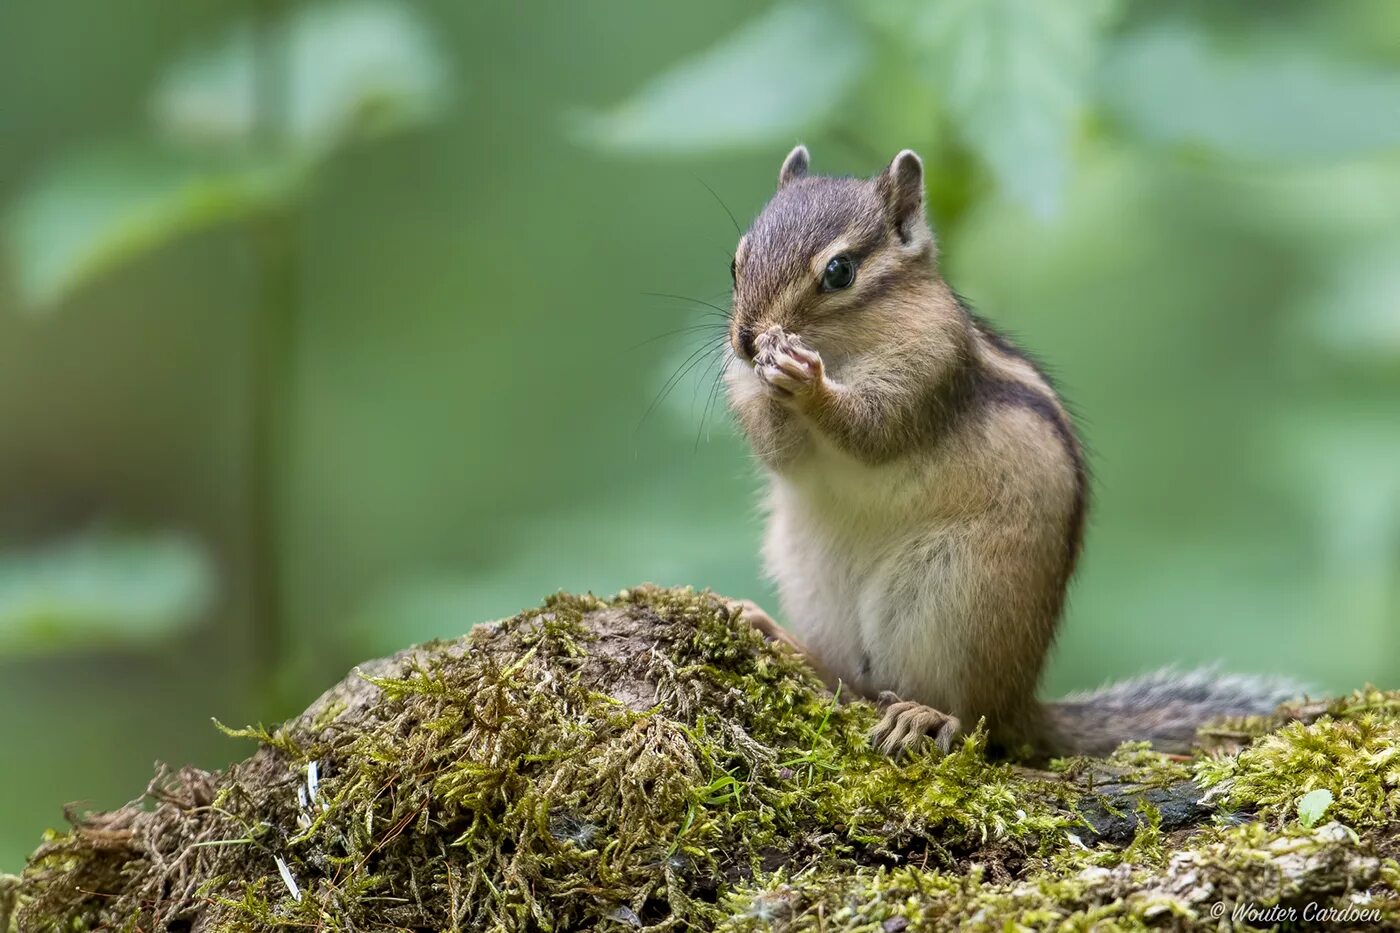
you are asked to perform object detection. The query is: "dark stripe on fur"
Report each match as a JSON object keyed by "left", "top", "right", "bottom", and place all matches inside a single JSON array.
[
  {"left": 978, "top": 379, "right": 1077, "bottom": 461},
  {"left": 958, "top": 295, "right": 1090, "bottom": 589},
  {"left": 976, "top": 376, "right": 1088, "bottom": 587},
  {"left": 847, "top": 265, "right": 906, "bottom": 312},
  {"left": 958, "top": 295, "right": 1053, "bottom": 381}
]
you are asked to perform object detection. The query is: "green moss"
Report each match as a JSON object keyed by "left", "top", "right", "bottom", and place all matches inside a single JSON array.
[
  {"left": 1197, "top": 711, "right": 1400, "bottom": 830},
  {"left": 719, "top": 820, "right": 1389, "bottom": 932},
  {"left": 8, "top": 589, "right": 1399, "bottom": 931}
]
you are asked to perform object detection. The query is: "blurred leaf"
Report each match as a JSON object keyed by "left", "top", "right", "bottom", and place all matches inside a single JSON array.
[
  {"left": 864, "top": 0, "right": 1114, "bottom": 218},
  {"left": 1101, "top": 24, "right": 1400, "bottom": 163},
  {"left": 573, "top": 2, "right": 868, "bottom": 154},
  {"left": 1297, "top": 788, "right": 1333, "bottom": 828},
  {"left": 0, "top": 530, "right": 214, "bottom": 653},
  {"left": 4, "top": 1, "right": 451, "bottom": 311},
  {"left": 5, "top": 144, "right": 303, "bottom": 309},
  {"left": 153, "top": 0, "right": 451, "bottom": 154},
  {"left": 1298, "top": 239, "right": 1400, "bottom": 360}
]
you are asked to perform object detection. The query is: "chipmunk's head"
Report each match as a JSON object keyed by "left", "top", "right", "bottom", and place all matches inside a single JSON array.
[{"left": 729, "top": 146, "right": 936, "bottom": 363}]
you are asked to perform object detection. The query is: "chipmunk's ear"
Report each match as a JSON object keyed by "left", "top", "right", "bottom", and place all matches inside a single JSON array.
[
  {"left": 777, "top": 145, "right": 810, "bottom": 189},
  {"left": 876, "top": 149, "right": 928, "bottom": 246}
]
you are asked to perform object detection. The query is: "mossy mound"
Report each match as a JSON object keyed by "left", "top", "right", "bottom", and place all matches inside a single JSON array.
[{"left": 5, "top": 587, "right": 1398, "bottom": 931}]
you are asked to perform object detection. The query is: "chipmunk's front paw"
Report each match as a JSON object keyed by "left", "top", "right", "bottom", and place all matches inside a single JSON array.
[
  {"left": 870, "top": 692, "right": 961, "bottom": 757},
  {"left": 753, "top": 331, "right": 826, "bottom": 404},
  {"left": 724, "top": 598, "right": 803, "bottom": 652}
]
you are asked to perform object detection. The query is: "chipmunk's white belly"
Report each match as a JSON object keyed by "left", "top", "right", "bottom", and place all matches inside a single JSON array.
[{"left": 762, "top": 443, "right": 975, "bottom": 710}]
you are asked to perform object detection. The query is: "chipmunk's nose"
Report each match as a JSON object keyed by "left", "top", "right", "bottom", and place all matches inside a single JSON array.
[{"left": 736, "top": 325, "right": 757, "bottom": 361}]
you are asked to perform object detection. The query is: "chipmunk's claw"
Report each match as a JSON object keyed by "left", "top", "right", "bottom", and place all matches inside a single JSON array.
[{"left": 871, "top": 692, "right": 961, "bottom": 757}]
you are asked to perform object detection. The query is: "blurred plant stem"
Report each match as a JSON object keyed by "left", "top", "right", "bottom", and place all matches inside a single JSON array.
[
  {"left": 248, "top": 211, "right": 298, "bottom": 706},
  {"left": 248, "top": 0, "right": 297, "bottom": 706}
]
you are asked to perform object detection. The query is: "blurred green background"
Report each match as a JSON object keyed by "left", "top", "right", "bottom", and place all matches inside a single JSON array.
[{"left": 2, "top": 0, "right": 1398, "bottom": 868}]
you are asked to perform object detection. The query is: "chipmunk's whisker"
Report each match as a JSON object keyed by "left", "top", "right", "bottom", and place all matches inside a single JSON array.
[
  {"left": 628, "top": 321, "right": 728, "bottom": 353},
  {"left": 637, "top": 334, "right": 728, "bottom": 435},
  {"left": 693, "top": 175, "right": 742, "bottom": 235},
  {"left": 640, "top": 291, "right": 733, "bottom": 319},
  {"left": 695, "top": 346, "right": 732, "bottom": 451}
]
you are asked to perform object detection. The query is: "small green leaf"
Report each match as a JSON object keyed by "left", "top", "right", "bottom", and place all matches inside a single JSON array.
[
  {"left": 153, "top": 0, "right": 451, "bottom": 154},
  {"left": 864, "top": 0, "right": 1115, "bottom": 218},
  {"left": 5, "top": 144, "right": 303, "bottom": 309},
  {"left": 0, "top": 530, "right": 215, "bottom": 653},
  {"left": 1101, "top": 24, "right": 1400, "bottom": 163},
  {"left": 573, "top": 2, "right": 868, "bottom": 154},
  {"left": 1296, "top": 788, "right": 1334, "bottom": 828}
]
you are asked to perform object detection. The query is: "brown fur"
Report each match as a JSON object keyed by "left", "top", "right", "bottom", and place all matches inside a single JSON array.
[{"left": 724, "top": 147, "right": 1300, "bottom": 758}]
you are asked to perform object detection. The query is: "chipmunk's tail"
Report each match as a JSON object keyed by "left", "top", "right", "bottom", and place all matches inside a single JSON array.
[{"left": 1042, "top": 668, "right": 1306, "bottom": 758}]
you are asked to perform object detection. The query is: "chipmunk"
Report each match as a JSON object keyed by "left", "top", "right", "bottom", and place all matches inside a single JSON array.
[{"left": 723, "top": 145, "right": 1300, "bottom": 758}]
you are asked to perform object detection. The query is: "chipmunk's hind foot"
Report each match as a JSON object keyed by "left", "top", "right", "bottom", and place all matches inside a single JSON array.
[{"left": 871, "top": 692, "right": 961, "bottom": 757}]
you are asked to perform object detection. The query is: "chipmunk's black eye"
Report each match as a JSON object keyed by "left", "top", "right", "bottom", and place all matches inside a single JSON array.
[{"left": 821, "top": 255, "right": 855, "bottom": 291}]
